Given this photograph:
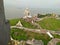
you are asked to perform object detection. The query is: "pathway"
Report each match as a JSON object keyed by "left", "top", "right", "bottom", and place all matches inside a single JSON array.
[{"left": 11, "top": 26, "right": 60, "bottom": 35}]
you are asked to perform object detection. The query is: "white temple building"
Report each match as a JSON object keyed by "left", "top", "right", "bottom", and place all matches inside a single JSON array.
[
  {"left": 16, "top": 21, "right": 23, "bottom": 27},
  {"left": 23, "top": 8, "right": 32, "bottom": 19}
]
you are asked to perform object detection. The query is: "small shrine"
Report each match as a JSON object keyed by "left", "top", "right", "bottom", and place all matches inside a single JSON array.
[{"left": 16, "top": 21, "right": 23, "bottom": 27}]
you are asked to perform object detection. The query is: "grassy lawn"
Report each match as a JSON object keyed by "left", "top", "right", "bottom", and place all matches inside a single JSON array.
[
  {"left": 9, "top": 18, "right": 20, "bottom": 26},
  {"left": 20, "top": 19, "right": 38, "bottom": 29},
  {"left": 53, "top": 34, "right": 60, "bottom": 39},
  {"left": 37, "top": 18, "right": 60, "bottom": 31},
  {"left": 11, "top": 28, "right": 51, "bottom": 45},
  {"left": 10, "top": 18, "right": 60, "bottom": 45},
  {"left": 11, "top": 28, "right": 60, "bottom": 45},
  {"left": 9, "top": 18, "right": 37, "bottom": 29}
]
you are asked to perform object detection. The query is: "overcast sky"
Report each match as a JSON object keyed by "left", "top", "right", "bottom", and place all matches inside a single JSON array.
[{"left": 4, "top": 0, "right": 60, "bottom": 8}]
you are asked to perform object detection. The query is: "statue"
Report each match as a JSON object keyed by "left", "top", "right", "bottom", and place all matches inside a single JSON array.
[
  {"left": 23, "top": 8, "right": 32, "bottom": 19},
  {"left": 24, "top": 8, "right": 30, "bottom": 16}
]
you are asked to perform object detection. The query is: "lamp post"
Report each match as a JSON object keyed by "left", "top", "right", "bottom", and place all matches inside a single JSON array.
[{"left": 0, "top": 0, "right": 10, "bottom": 45}]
